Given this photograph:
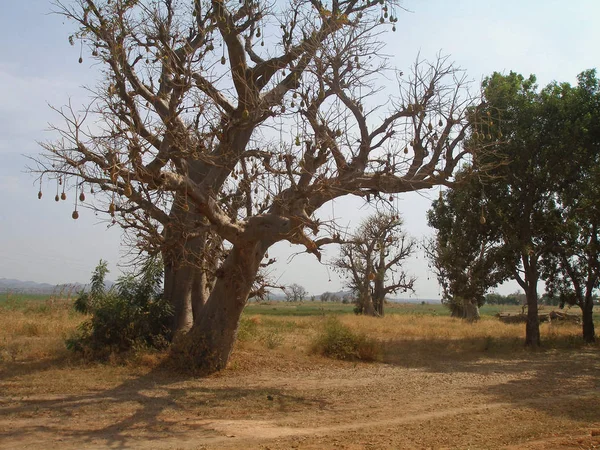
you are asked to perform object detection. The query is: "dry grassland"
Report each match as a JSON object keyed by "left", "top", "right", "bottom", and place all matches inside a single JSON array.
[{"left": 1, "top": 300, "right": 599, "bottom": 449}]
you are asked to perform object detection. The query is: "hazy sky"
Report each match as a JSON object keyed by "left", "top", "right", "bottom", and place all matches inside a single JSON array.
[{"left": 1, "top": 0, "right": 599, "bottom": 298}]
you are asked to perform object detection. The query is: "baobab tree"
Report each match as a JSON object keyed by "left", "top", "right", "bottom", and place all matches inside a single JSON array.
[
  {"left": 33, "top": 0, "right": 489, "bottom": 372},
  {"left": 334, "top": 212, "right": 415, "bottom": 316}
]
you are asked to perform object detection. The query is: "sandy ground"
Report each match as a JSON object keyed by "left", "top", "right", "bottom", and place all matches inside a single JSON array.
[{"left": 1, "top": 344, "right": 599, "bottom": 449}]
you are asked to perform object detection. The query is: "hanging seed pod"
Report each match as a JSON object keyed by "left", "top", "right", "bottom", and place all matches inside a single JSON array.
[
  {"left": 124, "top": 184, "right": 133, "bottom": 197},
  {"left": 487, "top": 134, "right": 492, "bottom": 140},
  {"left": 109, "top": 202, "right": 116, "bottom": 216},
  {"left": 474, "top": 131, "right": 480, "bottom": 140},
  {"left": 295, "top": 136, "right": 301, "bottom": 146},
  {"left": 221, "top": 56, "right": 226, "bottom": 65},
  {"left": 92, "top": 49, "right": 98, "bottom": 57},
  {"left": 438, "top": 119, "right": 443, "bottom": 127},
  {"left": 498, "top": 131, "right": 503, "bottom": 138},
  {"left": 428, "top": 122, "right": 433, "bottom": 131},
  {"left": 290, "top": 101, "right": 295, "bottom": 108},
  {"left": 439, "top": 190, "right": 443, "bottom": 201},
  {"left": 256, "top": 28, "right": 261, "bottom": 38},
  {"left": 242, "top": 109, "right": 250, "bottom": 119},
  {"left": 78, "top": 56, "right": 83, "bottom": 64},
  {"left": 79, "top": 192, "right": 85, "bottom": 202},
  {"left": 90, "top": 186, "right": 95, "bottom": 194},
  {"left": 55, "top": 194, "right": 60, "bottom": 202},
  {"left": 403, "top": 147, "right": 408, "bottom": 154},
  {"left": 389, "top": 195, "right": 393, "bottom": 202},
  {"left": 182, "top": 203, "right": 190, "bottom": 212},
  {"left": 72, "top": 210, "right": 79, "bottom": 220},
  {"left": 261, "top": 40, "right": 264, "bottom": 46},
  {"left": 392, "top": 25, "right": 396, "bottom": 32},
  {"left": 480, "top": 214, "right": 486, "bottom": 225},
  {"left": 38, "top": 191, "right": 43, "bottom": 200},
  {"left": 61, "top": 192, "right": 67, "bottom": 201}
]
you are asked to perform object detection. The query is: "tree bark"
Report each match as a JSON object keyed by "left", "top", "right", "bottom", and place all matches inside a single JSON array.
[
  {"left": 581, "top": 298, "right": 596, "bottom": 343},
  {"left": 174, "top": 240, "right": 268, "bottom": 373},
  {"left": 163, "top": 261, "right": 197, "bottom": 335},
  {"left": 373, "top": 278, "right": 385, "bottom": 317},
  {"left": 360, "top": 291, "right": 376, "bottom": 316},
  {"left": 462, "top": 299, "right": 480, "bottom": 322},
  {"left": 524, "top": 281, "right": 540, "bottom": 347}
]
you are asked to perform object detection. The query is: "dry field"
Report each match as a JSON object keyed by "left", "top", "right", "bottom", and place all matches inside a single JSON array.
[{"left": 1, "top": 300, "right": 599, "bottom": 449}]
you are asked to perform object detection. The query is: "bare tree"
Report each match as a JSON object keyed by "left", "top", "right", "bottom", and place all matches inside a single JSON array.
[
  {"left": 284, "top": 283, "right": 308, "bottom": 302},
  {"left": 32, "top": 0, "right": 487, "bottom": 372},
  {"left": 334, "top": 212, "right": 415, "bottom": 316}
]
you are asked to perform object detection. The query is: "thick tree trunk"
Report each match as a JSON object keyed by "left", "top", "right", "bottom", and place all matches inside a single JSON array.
[
  {"left": 373, "top": 278, "right": 385, "bottom": 317},
  {"left": 581, "top": 299, "right": 596, "bottom": 343},
  {"left": 524, "top": 282, "right": 540, "bottom": 347},
  {"left": 462, "top": 299, "right": 480, "bottom": 322},
  {"left": 163, "top": 262, "right": 194, "bottom": 334},
  {"left": 173, "top": 240, "right": 267, "bottom": 373},
  {"left": 360, "top": 291, "right": 376, "bottom": 316}
]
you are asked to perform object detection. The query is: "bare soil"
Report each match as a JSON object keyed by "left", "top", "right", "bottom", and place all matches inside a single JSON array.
[{"left": 1, "top": 342, "right": 600, "bottom": 449}]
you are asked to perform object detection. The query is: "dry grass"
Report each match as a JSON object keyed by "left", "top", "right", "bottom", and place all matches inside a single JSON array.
[
  {"left": 0, "top": 300, "right": 594, "bottom": 368},
  {"left": 0, "top": 300, "right": 82, "bottom": 363}
]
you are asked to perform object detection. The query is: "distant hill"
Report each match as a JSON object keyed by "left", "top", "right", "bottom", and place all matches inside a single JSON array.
[{"left": 0, "top": 278, "right": 114, "bottom": 295}]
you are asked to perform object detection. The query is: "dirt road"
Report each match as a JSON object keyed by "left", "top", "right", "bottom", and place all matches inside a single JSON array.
[{"left": 1, "top": 345, "right": 600, "bottom": 449}]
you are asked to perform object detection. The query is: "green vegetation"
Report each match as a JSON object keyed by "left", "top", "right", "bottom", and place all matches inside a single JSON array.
[
  {"left": 66, "top": 259, "right": 172, "bottom": 359},
  {"left": 311, "top": 316, "right": 381, "bottom": 361}
]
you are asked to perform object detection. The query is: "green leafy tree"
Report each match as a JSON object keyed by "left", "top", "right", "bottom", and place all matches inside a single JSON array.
[
  {"left": 540, "top": 70, "right": 600, "bottom": 343},
  {"left": 428, "top": 72, "right": 562, "bottom": 343},
  {"left": 426, "top": 170, "right": 513, "bottom": 321}
]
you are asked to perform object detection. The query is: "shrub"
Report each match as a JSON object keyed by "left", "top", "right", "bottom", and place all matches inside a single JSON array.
[
  {"left": 311, "top": 317, "right": 381, "bottom": 361},
  {"left": 66, "top": 258, "right": 172, "bottom": 359},
  {"left": 237, "top": 316, "right": 260, "bottom": 342}
]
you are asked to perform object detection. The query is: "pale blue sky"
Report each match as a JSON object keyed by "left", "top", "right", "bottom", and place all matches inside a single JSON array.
[{"left": 1, "top": 0, "right": 599, "bottom": 298}]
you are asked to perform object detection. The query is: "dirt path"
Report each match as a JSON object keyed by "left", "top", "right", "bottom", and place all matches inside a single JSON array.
[{"left": 1, "top": 348, "right": 599, "bottom": 449}]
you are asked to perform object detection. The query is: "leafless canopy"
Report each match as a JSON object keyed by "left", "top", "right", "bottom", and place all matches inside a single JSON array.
[
  {"left": 34, "top": 0, "right": 482, "bottom": 264},
  {"left": 334, "top": 212, "right": 415, "bottom": 315}
]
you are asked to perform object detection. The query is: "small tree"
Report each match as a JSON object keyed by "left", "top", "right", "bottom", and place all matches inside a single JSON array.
[
  {"left": 334, "top": 212, "right": 415, "bottom": 316},
  {"left": 426, "top": 170, "right": 513, "bottom": 321},
  {"left": 67, "top": 258, "right": 172, "bottom": 357},
  {"left": 285, "top": 283, "right": 308, "bottom": 302},
  {"left": 74, "top": 259, "right": 110, "bottom": 313}
]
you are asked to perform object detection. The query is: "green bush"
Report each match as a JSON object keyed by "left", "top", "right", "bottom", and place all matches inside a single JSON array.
[
  {"left": 67, "top": 258, "right": 172, "bottom": 359},
  {"left": 311, "top": 317, "right": 381, "bottom": 361}
]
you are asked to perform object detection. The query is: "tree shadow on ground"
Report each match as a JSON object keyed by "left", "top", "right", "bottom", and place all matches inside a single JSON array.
[
  {"left": 381, "top": 336, "right": 600, "bottom": 424},
  {"left": 0, "top": 359, "right": 329, "bottom": 449}
]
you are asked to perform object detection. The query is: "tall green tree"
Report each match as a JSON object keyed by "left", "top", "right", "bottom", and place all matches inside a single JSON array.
[
  {"left": 428, "top": 72, "right": 561, "bottom": 345},
  {"left": 540, "top": 70, "right": 600, "bottom": 343},
  {"left": 429, "top": 70, "right": 600, "bottom": 345}
]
